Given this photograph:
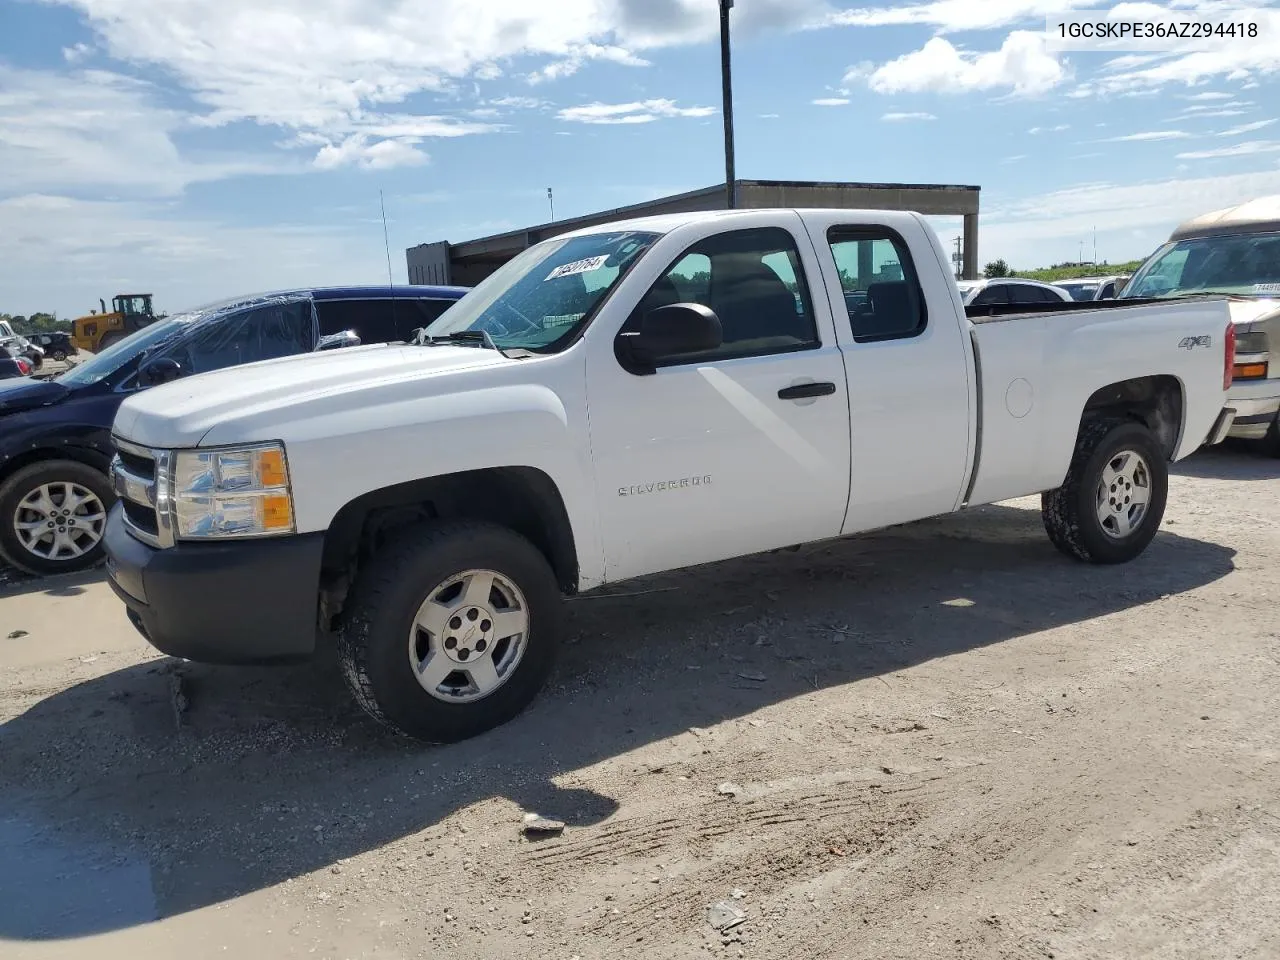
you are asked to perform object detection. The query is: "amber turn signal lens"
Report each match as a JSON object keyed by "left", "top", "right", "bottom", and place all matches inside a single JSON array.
[
  {"left": 1232, "top": 362, "right": 1269, "bottom": 380},
  {"left": 257, "top": 448, "right": 288, "bottom": 487},
  {"left": 260, "top": 494, "right": 293, "bottom": 530}
]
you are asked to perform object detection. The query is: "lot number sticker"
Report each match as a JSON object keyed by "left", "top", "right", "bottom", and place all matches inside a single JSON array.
[{"left": 545, "top": 255, "right": 609, "bottom": 281}]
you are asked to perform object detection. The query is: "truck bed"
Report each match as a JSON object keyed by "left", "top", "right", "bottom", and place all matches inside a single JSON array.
[
  {"left": 963, "top": 295, "right": 1232, "bottom": 507},
  {"left": 965, "top": 295, "right": 1181, "bottom": 323}
]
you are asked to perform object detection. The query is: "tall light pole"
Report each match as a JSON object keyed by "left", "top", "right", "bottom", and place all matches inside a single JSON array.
[{"left": 719, "top": 0, "right": 737, "bottom": 209}]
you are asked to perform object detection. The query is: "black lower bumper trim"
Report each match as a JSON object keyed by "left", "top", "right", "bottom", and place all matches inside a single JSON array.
[{"left": 104, "top": 503, "right": 324, "bottom": 664}]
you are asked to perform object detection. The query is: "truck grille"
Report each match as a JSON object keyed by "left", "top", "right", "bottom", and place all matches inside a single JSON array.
[{"left": 110, "top": 437, "right": 175, "bottom": 548}]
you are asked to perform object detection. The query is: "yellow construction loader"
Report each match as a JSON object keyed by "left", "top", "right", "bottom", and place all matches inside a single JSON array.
[{"left": 71, "top": 293, "right": 157, "bottom": 353}]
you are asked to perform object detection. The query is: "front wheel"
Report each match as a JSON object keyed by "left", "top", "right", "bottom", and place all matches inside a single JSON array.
[
  {"left": 0, "top": 460, "right": 115, "bottom": 576},
  {"left": 50, "top": 349, "right": 67, "bottom": 362},
  {"left": 337, "top": 520, "right": 563, "bottom": 742},
  {"left": 1042, "top": 418, "right": 1168, "bottom": 564}
]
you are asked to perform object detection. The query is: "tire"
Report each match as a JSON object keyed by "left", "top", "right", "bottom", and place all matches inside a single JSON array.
[
  {"left": 1261, "top": 417, "right": 1280, "bottom": 458},
  {"left": 51, "top": 350, "right": 67, "bottom": 362},
  {"left": 337, "top": 519, "right": 564, "bottom": 742},
  {"left": 1041, "top": 418, "right": 1168, "bottom": 565},
  {"left": 0, "top": 460, "right": 115, "bottom": 576}
]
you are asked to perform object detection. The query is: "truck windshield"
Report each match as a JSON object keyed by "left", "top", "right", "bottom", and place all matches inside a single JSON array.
[
  {"left": 421, "top": 230, "right": 660, "bottom": 351},
  {"left": 1124, "top": 230, "right": 1280, "bottom": 299}
]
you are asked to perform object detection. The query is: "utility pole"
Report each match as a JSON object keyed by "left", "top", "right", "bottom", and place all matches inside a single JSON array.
[
  {"left": 953, "top": 236, "right": 963, "bottom": 279},
  {"left": 719, "top": 0, "right": 737, "bottom": 209},
  {"left": 547, "top": 187, "right": 555, "bottom": 221},
  {"left": 1093, "top": 225, "right": 1097, "bottom": 265}
]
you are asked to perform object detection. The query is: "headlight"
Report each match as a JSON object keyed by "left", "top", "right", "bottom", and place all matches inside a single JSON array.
[{"left": 172, "top": 443, "right": 295, "bottom": 540}]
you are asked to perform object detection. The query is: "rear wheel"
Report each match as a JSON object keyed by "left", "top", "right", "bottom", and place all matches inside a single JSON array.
[
  {"left": 0, "top": 460, "right": 114, "bottom": 576},
  {"left": 50, "top": 349, "right": 67, "bottom": 362},
  {"left": 337, "top": 520, "right": 563, "bottom": 742},
  {"left": 1042, "top": 418, "right": 1168, "bottom": 564},
  {"left": 1261, "top": 416, "right": 1280, "bottom": 458}
]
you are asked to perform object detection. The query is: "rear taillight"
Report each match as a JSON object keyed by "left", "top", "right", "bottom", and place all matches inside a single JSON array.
[
  {"left": 1224, "top": 322, "right": 1235, "bottom": 391},
  {"left": 15, "top": 358, "right": 31, "bottom": 375}
]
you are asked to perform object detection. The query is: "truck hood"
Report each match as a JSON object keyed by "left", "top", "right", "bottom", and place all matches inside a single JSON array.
[
  {"left": 112, "top": 343, "right": 509, "bottom": 447},
  {"left": 0, "top": 377, "right": 68, "bottom": 415}
]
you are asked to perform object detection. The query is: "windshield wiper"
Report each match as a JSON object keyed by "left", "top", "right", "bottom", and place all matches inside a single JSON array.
[{"left": 415, "top": 329, "right": 533, "bottom": 359}]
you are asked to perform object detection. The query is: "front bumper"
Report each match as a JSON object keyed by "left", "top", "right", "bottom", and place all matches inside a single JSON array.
[
  {"left": 104, "top": 503, "right": 325, "bottom": 664},
  {"left": 1225, "top": 379, "right": 1280, "bottom": 440}
]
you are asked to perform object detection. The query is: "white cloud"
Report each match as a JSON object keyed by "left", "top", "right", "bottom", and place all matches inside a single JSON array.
[
  {"left": 1029, "top": 123, "right": 1070, "bottom": 133},
  {"left": 1177, "top": 141, "right": 1280, "bottom": 160},
  {"left": 0, "top": 66, "right": 283, "bottom": 196},
  {"left": 813, "top": 97, "right": 851, "bottom": 106},
  {"left": 61, "top": 42, "right": 93, "bottom": 62},
  {"left": 44, "top": 0, "right": 820, "bottom": 141},
  {"left": 1217, "top": 119, "right": 1276, "bottom": 137},
  {"left": 313, "top": 135, "right": 430, "bottom": 171},
  {"left": 825, "top": 0, "right": 1094, "bottom": 32},
  {"left": 1183, "top": 91, "right": 1232, "bottom": 102},
  {"left": 882, "top": 112, "right": 937, "bottom": 121},
  {"left": 984, "top": 169, "right": 1280, "bottom": 254},
  {"left": 0, "top": 193, "right": 387, "bottom": 318},
  {"left": 1104, "top": 129, "right": 1193, "bottom": 142},
  {"left": 847, "top": 31, "right": 1068, "bottom": 97},
  {"left": 759, "top": 113, "right": 781, "bottom": 119},
  {"left": 1076, "top": 9, "right": 1280, "bottom": 96},
  {"left": 1001, "top": 154, "right": 1028, "bottom": 163},
  {"left": 557, "top": 99, "right": 715, "bottom": 124},
  {"left": 487, "top": 96, "right": 550, "bottom": 110}
]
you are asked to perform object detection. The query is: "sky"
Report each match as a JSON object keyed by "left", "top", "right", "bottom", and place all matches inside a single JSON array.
[{"left": 2, "top": 0, "right": 1280, "bottom": 318}]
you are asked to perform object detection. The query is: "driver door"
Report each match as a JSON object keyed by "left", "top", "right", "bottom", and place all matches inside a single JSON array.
[{"left": 586, "top": 220, "right": 852, "bottom": 582}]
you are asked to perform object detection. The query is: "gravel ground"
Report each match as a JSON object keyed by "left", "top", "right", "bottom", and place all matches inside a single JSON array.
[{"left": 1, "top": 442, "right": 1277, "bottom": 960}]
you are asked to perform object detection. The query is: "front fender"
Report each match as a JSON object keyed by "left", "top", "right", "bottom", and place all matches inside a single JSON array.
[{"left": 225, "top": 382, "right": 604, "bottom": 588}]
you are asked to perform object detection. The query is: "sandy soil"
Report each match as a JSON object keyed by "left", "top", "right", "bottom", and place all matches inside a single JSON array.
[{"left": 1, "top": 443, "right": 1277, "bottom": 960}]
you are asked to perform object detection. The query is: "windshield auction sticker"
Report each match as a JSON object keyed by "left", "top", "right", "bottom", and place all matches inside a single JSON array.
[
  {"left": 545, "top": 255, "right": 609, "bottom": 281},
  {"left": 1047, "top": 7, "right": 1273, "bottom": 51}
]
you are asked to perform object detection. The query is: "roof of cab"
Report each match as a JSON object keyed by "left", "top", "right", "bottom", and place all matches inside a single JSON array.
[
  {"left": 1170, "top": 194, "right": 1280, "bottom": 241},
  {"left": 309, "top": 284, "right": 468, "bottom": 300},
  {"left": 551, "top": 207, "right": 927, "bottom": 242}
]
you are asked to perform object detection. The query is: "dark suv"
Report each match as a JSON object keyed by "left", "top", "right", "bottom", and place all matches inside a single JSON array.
[
  {"left": 27, "top": 332, "right": 77, "bottom": 363},
  {"left": 0, "top": 284, "right": 468, "bottom": 576}
]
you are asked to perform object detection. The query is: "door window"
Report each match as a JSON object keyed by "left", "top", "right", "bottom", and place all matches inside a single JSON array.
[
  {"left": 167, "top": 300, "right": 314, "bottom": 375},
  {"left": 315, "top": 298, "right": 402, "bottom": 344},
  {"left": 624, "top": 227, "right": 818, "bottom": 365},
  {"left": 826, "top": 231, "right": 926, "bottom": 341}
]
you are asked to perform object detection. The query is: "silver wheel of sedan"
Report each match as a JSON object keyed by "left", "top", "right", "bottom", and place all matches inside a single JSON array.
[
  {"left": 407, "top": 568, "right": 530, "bottom": 703},
  {"left": 13, "top": 481, "right": 107, "bottom": 561}
]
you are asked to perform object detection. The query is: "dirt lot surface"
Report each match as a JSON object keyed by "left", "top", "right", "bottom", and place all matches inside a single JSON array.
[{"left": 2, "top": 444, "right": 1278, "bottom": 960}]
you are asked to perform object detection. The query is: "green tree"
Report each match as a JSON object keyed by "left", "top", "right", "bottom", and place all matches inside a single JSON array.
[{"left": 984, "top": 259, "right": 1011, "bottom": 278}]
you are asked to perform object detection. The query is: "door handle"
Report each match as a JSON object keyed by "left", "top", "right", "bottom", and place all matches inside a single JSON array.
[{"left": 777, "top": 381, "right": 836, "bottom": 400}]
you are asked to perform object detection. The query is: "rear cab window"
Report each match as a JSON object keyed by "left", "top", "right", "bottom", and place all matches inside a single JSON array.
[{"left": 826, "top": 229, "right": 927, "bottom": 342}]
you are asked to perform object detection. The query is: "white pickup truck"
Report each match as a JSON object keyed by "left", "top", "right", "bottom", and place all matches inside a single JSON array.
[{"left": 103, "top": 208, "right": 1237, "bottom": 742}]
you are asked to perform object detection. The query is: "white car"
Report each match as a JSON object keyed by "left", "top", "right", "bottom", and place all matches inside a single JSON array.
[
  {"left": 1122, "top": 194, "right": 1280, "bottom": 452},
  {"left": 104, "top": 207, "right": 1236, "bottom": 742},
  {"left": 1056, "top": 276, "right": 1130, "bottom": 302},
  {"left": 956, "top": 277, "right": 1075, "bottom": 306}
]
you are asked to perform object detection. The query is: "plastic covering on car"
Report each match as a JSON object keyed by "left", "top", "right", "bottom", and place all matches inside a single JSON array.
[{"left": 159, "top": 296, "right": 317, "bottom": 374}]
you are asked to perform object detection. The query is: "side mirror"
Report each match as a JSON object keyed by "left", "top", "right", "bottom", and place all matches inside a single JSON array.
[
  {"left": 615, "top": 303, "right": 722, "bottom": 376},
  {"left": 137, "top": 356, "right": 183, "bottom": 388},
  {"left": 317, "top": 329, "right": 361, "bottom": 351}
]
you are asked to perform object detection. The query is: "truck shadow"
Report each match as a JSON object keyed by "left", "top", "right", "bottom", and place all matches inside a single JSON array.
[
  {"left": 0, "top": 502, "right": 1236, "bottom": 941},
  {"left": 1171, "top": 440, "right": 1280, "bottom": 480}
]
